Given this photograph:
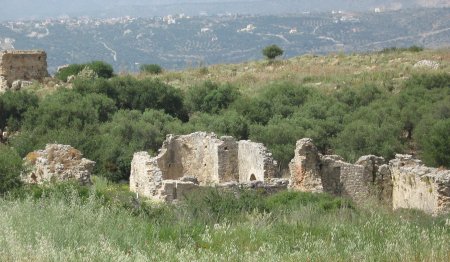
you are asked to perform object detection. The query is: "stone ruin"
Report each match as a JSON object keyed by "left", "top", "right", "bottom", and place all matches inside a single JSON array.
[
  {"left": 289, "top": 138, "right": 450, "bottom": 215},
  {"left": 23, "top": 144, "right": 95, "bottom": 185},
  {"left": 390, "top": 155, "right": 450, "bottom": 216},
  {"left": 130, "top": 132, "right": 283, "bottom": 202},
  {"left": 289, "top": 138, "right": 391, "bottom": 205},
  {"left": 0, "top": 50, "right": 49, "bottom": 92},
  {"left": 130, "top": 133, "right": 450, "bottom": 214}
]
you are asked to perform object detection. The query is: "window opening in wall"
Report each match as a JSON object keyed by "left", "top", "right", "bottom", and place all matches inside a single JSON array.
[{"left": 250, "top": 174, "right": 256, "bottom": 181}]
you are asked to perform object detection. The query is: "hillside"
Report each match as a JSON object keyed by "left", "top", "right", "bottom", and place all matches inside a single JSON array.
[
  {"left": 0, "top": 45, "right": 450, "bottom": 261},
  {"left": 1, "top": 8, "right": 449, "bottom": 72}
]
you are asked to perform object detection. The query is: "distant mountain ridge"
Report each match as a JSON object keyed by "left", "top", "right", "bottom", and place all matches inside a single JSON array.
[
  {"left": 0, "top": 0, "right": 449, "bottom": 21},
  {"left": 0, "top": 8, "right": 449, "bottom": 72}
]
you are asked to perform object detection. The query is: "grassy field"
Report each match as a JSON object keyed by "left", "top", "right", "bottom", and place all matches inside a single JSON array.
[
  {"left": 142, "top": 47, "right": 450, "bottom": 96},
  {"left": 0, "top": 180, "right": 449, "bottom": 261}
]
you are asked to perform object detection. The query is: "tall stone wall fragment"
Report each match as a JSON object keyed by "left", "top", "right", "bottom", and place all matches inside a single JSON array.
[
  {"left": 289, "top": 138, "right": 323, "bottom": 192},
  {"left": 238, "top": 140, "right": 277, "bottom": 183},
  {"left": 391, "top": 154, "right": 450, "bottom": 215}
]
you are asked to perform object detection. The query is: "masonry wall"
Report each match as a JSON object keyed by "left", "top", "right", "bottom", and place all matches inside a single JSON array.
[
  {"left": 156, "top": 133, "right": 221, "bottom": 185},
  {"left": 289, "top": 138, "right": 389, "bottom": 205},
  {"left": 391, "top": 154, "right": 450, "bottom": 215},
  {"left": 238, "top": 140, "right": 276, "bottom": 182},
  {"left": 0, "top": 50, "right": 49, "bottom": 88},
  {"left": 130, "top": 132, "right": 278, "bottom": 202}
]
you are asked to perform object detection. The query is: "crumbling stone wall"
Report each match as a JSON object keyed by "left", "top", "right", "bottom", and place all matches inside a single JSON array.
[
  {"left": 238, "top": 140, "right": 277, "bottom": 182},
  {"left": 391, "top": 154, "right": 450, "bottom": 215},
  {"left": 289, "top": 138, "right": 389, "bottom": 204},
  {"left": 22, "top": 144, "right": 95, "bottom": 185},
  {"left": 289, "top": 138, "right": 323, "bottom": 192},
  {"left": 0, "top": 50, "right": 49, "bottom": 92},
  {"left": 130, "top": 132, "right": 278, "bottom": 201}
]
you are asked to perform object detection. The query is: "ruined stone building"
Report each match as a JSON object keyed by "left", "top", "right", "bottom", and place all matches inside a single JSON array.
[
  {"left": 289, "top": 138, "right": 450, "bottom": 215},
  {"left": 390, "top": 155, "right": 450, "bottom": 215},
  {"left": 0, "top": 50, "right": 49, "bottom": 92},
  {"left": 289, "top": 138, "right": 391, "bottom": 205},
  {"left": 130, "top": 133, "right": 450, "bottom": 215},
  {"left": 130, "top": 132, "right": 279, "bottom": 202}
]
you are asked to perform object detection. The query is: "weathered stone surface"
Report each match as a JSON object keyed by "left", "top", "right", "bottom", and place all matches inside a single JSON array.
[
  {"left": 289, "top": 138, "right": 323, "bottom": 192},
  {"left": 289, "top": 138, "right": 389, "bottom": 204},
  {"left": 130, "top": 132, "right": 278, "bottom": 202},
  {"left": 391, "top": 154, "right": 450, "bottom": 215},
  {"left": 238, "top": 140, "right": 277, "bottom": 182},
  {"left": 0, "top": 50, "right": 49, "bottom": 92},
  {"left": 23, "top": 144, "right": 95, "bottom": 185}
]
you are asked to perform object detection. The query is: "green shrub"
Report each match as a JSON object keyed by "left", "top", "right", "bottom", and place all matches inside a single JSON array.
[
  {"left": 88, "top": 61, "right": 114, "bottom": 79},
  {"left": 55, "top": 64, "right": 84, "bottom": 82},
  {"left": 0, "top": 145, "right": 24, "bottom": 195},
  {"left": 185, "top": 81, "right": 240, "bottom": 114},
  {"left": 418, "top": 119, "right": 450, "bottom": 168},
  {"left": 74, "top": 76, "right": 188, "bottom": 121},
  {"left": 55, "top": 61, "right": 114, "bottom": 82},
  {"left": 262, "top": 44, "right": 284, "bottom": 60},
  {"left": 0, "top": 90, "right": 39, "bottom": 131},
  {"left": 140, "top": 64, "right": 163, "bottom": 74}
]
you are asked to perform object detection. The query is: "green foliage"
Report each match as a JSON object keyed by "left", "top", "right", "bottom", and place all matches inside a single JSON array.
[
  {"left": 88, "top": 61, "right": 114, "bottom": 79},
  {"left": 266, "top": 191, "right": 354, "bottom": 211},
  {"left": 0, "top": 145, "right": 23, "bottom": 195},
  {"left": 418, "top": 119, "right": 450, "bottom": 168},
  {"left": 140, "top": 64, "right": 163, "bottom": 74},
  {"left": 262, "top": 44, "right": 284, "bottom": 60},
  {"left": 183, "top": 188, "right": 267, "bottom": 223},
  {"left": 405, "top": 72, "right": 450, "bottom": 90},
  {"left": 74, "top": 76, "right": 188, "bottom": 121},
  {"left": 185, "top": 81, "right": 240, "bottom": 114},
  {"left": 55, "top": 64, "right": 84, "bottom": 82},
  {"left": 186, "top": 110, "right": 249, "bottom": 140},
  {"left": 379, "top": 45, "right": 424, "bottom": 53},
  {"left": 22, "top": 90, "right": 116, "bottom": 132},
  {"left": 0, "top": 91, "right": 38, "bottom": 131},
  {"left": 55, "top": 61, "right": 114, "bottom": 82},
  {"left": 95, "top": 109, "right": 183, "bottom": 181}
]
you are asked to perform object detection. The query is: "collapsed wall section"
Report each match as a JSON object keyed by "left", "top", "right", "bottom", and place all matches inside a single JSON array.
[
  {"left": 22, "top": 144, "right": 95, "bottom": 185},
  {"left": 391, "top": 154, "right": 450, "bottom": 215},
  {"left": 289, "top": 138, "right": 389, "bottom": 204}
]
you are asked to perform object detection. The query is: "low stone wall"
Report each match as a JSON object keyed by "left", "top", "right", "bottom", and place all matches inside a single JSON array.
[
  {"left": 391, "top": 154, "right": 450, "bottom": 215},
  {"left": 22, "top": 144, "right": 95, "bottom": 185}
]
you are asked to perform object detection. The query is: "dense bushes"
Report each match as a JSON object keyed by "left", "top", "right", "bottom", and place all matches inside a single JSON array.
[
  {"left": 55, "top": 61, "right": 114, "bottom": 81},
  {"left": 140, "top": 64, "right": 163, "bottom": 74},
  {"left": 0, "top": 145, "right": 23, "bottom": 195},
  {"left": 1, "top": 68, "right": 449, "bottom": 186}
]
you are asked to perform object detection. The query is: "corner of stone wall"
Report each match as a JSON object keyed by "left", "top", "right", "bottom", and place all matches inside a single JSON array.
[{"left": 289, "top": 138, "right": 323, "bottom": 192}]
